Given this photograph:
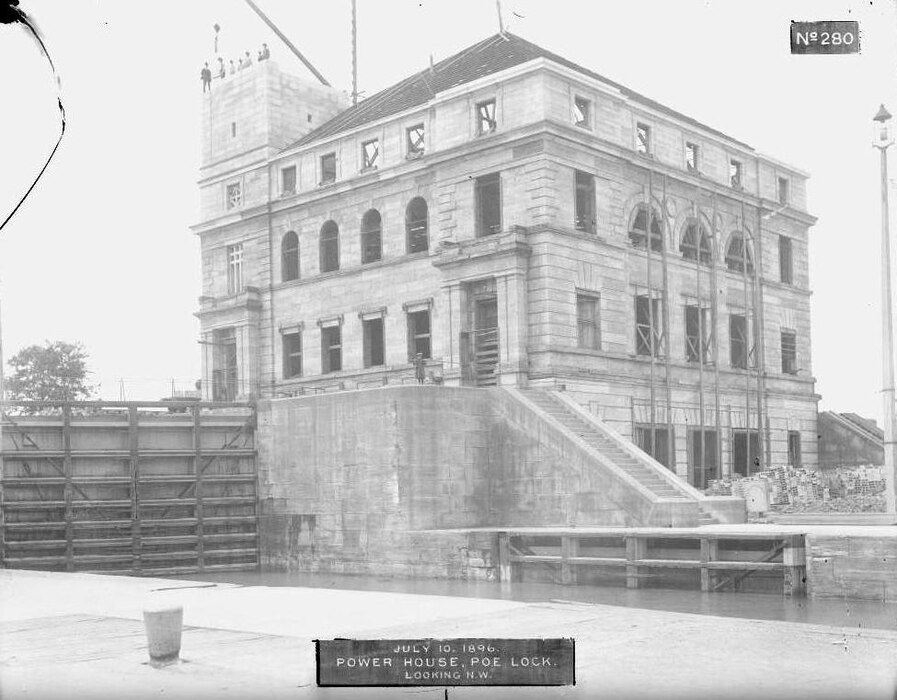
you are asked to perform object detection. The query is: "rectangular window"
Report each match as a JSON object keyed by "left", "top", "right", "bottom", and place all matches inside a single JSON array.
[
  {"left": 226, "top": 182, "right": 242, "bottom": 209},
  {"left": 476, "top": 99, "right": 497, "bottom": 135},
  {"left": 282, "top": 331, "right": 302, "bottom": 379},
  {"left": 573, "top": 96, "right": 590, "bottom": 128},
  {"left": 688, "top": 429, "right": 719, "bottom": 488},
  {"left": 226, "top": 243, "right": 243, "bottom": 295},
  {"left": 407, "top": 309, "right": 432, "bottom": 360},
  {"left": 787, "top": 430, "right": 802, "bottom": 467},
  {"left": 577, "top": 293, "right": 601, "bottom": 350},
  {"left": 321, "top": 326, "right": 342, "bottom": 373},
  {"left": 634, "top": 424, "right": 674, "bottom": 469},
  {"left": 636, "top": 123, "right": 651, "bottom": 155},
  {"left": 406, "top": 124, "right": 425, "bottom": 156},
  {"left": 730, "top": 159, "right": 743, "bottom": 188},
  {"left": 778, "top": 177, "right": 790, "bottom": 205},
  {"left": 363, "top": 317, "right": 385, "bottom": 368},
  {"left": 685, "top": 142, "right": 699, "bottom": 173},
  {"left": 212, "top": 328, "right": 238, "bottom": 402},
  {"left": 781, "top": 329, "right": 797, "bottom": 374},
  {"left": 732, "top": 429, "right": 761, "bottom": 477},
  {"left": 320, "top": 152, "right": 336, "bottom": 185},
  {"left": 729, "top": 313, "right": 752, "bottom": 369},
  {"left": 779, "top": 235, "right": 793, "bottom": 284},
  {"left": 281, "top": 166, "right": 296, "bottom": 195},
  {"left": 475, "top": 172, "right": 502, "bottom": 236},
  {"left": 361, "top": 138, "right": 379, "bottom": 170},
  {"left": 635, "top": 293, "right": 664, "bottom": 357},
  {"left": 574, "top": 170, "right": 596, "bottom": 233},
  {"left": 684, "top": 303, "right": 712, "bottom": 364}
]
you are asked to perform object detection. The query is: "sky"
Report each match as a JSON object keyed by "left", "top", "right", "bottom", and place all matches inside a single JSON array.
[{"left": 0, "top": 0, "right": 896, "bottom": 422}]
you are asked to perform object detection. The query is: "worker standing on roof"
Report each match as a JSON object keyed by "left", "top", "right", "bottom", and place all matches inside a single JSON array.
[
  {"left": 200, "top": 62, "right": 212, "bottom": 92},
  {"left": 217, "top": 57, "right": 226, "bottom": 79},
  {"left": 259, "top": 43, "right": 270, "bottom": 60}
]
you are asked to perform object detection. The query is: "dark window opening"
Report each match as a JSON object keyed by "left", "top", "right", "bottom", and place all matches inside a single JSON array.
[
  {"left": 685, "top": 304, "right": 712, "bottom": 364},
  {"left": 361, "top": 209, "right": 382, "bottom": 264},
  {"left": 362, "top": 139, "right": 379, "bottom": 170},
  {"left": 212, "top": 327, "right": 238, "bottom": 402},
  {"left": 637, "top": 123, "right": 651, "bottom": 155},
  {"left": 363, "top": 317, "right": 385, "bottom": 368},
  {"left": 635, "top": 293, "right": 664, "bottom": 357},
  {"left": 476, "top": 172, "right": 501, "bottom": 236},
  {"left": 629, "top": 204, "right": 663, "bottom": 252},
  {"left": 778, "top": 177, "right": 790, "bottom": 205},
  {"left": 407, "top": 309, "right": 432, "bottom": 360},
  {"left": 321, "top": 326, "right": 342, "bottom": 374},
  {"left": 788, "top": 430, "right": 802, "bottom": 467},
  {"left": 729, "top": 313, "right": 753, "bottom": 370},
  {"left": 635, "top": 424, "right": 674, "bottom": 469},
  {"left": 573, "top": 96, "right": 590, "bottom": 128},
  {"left": 688, "top": 429, "right": 719, "bottom": 488},
  {"left": 730, "top": 159, "right": 743, "bottom": 189},
  {"left": 320, "top": 220, "right": 339, "bottom": 273},
  {"left": 686, "top": 142, "right": 699, "bottom": 172},
  {"left": 577, "top": 293, "right": 600, "bottom": 350},
  {"left": 575, "top": 170, "right": 596, "bottom": 233},
  {"left": 476, "top": 99, "right": 497, "bottom": 135},
  {"left": 725, "top": 233, "right": 754, "bottom": 275},
  {"left": 281, "top": 230, "right": 299, "bottom": 282},
  {"left": 406, "top": 124, "right": 425, "bottom": 156},
  {"left": 281, "top": 166, "right": 296, "bottom": 195},
  {"left": 406, "top": 197, "right": 429, "bottom": 253},
  {"left": 680, "top": 222, "right": 712, "bottom": 265},
  {"left": 320, "top": 153, "right": 336, "bottom": 185},
  {"left": 282, "top": 332, "right": 302, "bottom": 379},
  {"left": 732, "top": 429, "right": 761, "bottom": 477},
  {"left": 779, "top": 235, "right": 793, "bottom": 285},
  {"left": 781, "top": 330, "right": 797, "bottom": 375}
]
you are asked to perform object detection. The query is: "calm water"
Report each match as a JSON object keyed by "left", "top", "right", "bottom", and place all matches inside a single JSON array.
[{"left": 179, "top": 570, "right": 897, "bottom": 632}]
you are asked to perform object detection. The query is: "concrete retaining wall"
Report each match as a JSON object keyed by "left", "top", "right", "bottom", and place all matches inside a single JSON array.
[{"left": 256, "top": 385, "right": 697, "bottom": 578}]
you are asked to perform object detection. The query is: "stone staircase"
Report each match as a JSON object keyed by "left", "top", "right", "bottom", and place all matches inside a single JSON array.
[
  {"left": 523, "top": 390, "right": 691, "bottom": 502},
  {"left": 514, "top": 389, "right": 745, "bottom": 526}
]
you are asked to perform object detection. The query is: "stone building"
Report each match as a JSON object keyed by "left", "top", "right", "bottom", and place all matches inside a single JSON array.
[{"left": 193, "top": 32, "right": 819, "bottom": 487}]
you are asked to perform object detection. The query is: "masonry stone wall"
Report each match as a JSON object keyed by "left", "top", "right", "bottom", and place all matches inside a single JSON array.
[{"left": 806, "top": 533, "right": 897, "bottom": 602}]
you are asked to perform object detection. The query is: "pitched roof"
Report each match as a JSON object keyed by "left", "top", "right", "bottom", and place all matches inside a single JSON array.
[{"left": 286, "top": 32, "right": 752, "bottom": 152}]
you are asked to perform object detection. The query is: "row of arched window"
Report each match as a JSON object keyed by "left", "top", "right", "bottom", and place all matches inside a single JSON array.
[
  {"left": 280, "top": 197, "right": 430, "bottom": 282},
  {"left": 627, "top": 204, "right": 755, "bottom": 274}
]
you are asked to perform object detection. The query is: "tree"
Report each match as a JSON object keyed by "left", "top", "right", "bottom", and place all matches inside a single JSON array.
[{"left": 6, "top": 341, "right": 96, "bottom": 403}]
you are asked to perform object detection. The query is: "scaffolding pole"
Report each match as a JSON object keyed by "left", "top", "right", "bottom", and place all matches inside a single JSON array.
[
  {"left": 740, "top": 198, "right": 752, "bottom": 476},
  {"left": 660, "top": 174, "right": 674, "bottom": 470},
  {"left": 710, "top": 193, "right": 723, "bottom": 482},
  {"left": 645, "top": 177, "right": 658, "bottom": 463},
  {"left": 692, "top": 201, "right": 707, "bottom": 488}
]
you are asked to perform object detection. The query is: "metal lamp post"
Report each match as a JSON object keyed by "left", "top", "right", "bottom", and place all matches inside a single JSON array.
[{"left": 873, "top": 104, "right": 897, "bottom": 515}]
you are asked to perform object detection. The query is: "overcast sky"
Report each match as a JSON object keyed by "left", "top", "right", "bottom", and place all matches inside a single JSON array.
[{"left": 1, "top": 0, "right": 896, "bottom": 422}]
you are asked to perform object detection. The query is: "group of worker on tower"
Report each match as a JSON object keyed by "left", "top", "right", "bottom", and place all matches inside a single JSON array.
[{"left": 201, "top": 43, "right": 271, "bottom": 92}]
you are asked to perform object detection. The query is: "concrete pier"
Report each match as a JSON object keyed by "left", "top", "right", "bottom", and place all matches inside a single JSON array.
[{"left": 1, "top": 569, "right": 895, "bottom": 698}]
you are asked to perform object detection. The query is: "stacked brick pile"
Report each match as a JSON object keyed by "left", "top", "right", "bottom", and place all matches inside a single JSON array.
[{"left": 707, "top": 464, "right": 886, "bottom": 513}]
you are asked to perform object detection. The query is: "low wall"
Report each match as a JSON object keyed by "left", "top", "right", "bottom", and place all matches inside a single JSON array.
[{"left": 806, "top": 531, "right": 897, "bottom": 602}]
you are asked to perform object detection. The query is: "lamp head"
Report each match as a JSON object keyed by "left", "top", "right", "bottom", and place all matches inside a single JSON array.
[{"left": 874, "top": 104, "right": 894, "bottom": 147}]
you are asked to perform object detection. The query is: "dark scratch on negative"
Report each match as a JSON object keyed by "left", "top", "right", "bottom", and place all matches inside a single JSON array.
[{"left": 0, "top": 0, "right": 67, "bottom": 236}]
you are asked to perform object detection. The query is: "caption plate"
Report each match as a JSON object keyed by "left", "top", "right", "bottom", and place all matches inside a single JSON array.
[
  {"left": 790, "top": 21, "right": 860, "bottom": 54},
  {"left": 315, "top": 637, "right": 575, "bottom": 687}
]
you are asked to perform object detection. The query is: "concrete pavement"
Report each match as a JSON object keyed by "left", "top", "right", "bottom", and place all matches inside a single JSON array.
[{"left": 0, "top": 569, "right": 895, "bottom": 699}]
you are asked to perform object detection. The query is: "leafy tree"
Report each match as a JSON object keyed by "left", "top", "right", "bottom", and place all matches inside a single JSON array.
[{"left": 6, "top": 341, "right": 96, "bottom": 403}]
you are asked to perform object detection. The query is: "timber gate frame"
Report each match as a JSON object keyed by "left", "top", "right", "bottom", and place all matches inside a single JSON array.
[{"left": 0, "top": 400, "right": 259, "bottom": 576}]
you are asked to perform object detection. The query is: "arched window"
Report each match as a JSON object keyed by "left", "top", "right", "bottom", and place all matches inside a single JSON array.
[
  {"left": 361, "top": 209, "right": 382, "bottom": 264},
  {"left": 680, "top": 221, "right": 712, "bottom": 265},
  {"left": 281, "top": 231, "right": 299, "bottom": 282},
  {"left": 406, "top": 197, "right": 428, "bottom": 253},
  {"left": 725, "top": 233, "right": 754, "bottom": 274},
  {"left": 628, "top": 204, "right": 663, "bottom": 252},
  {"left": 320, "top": 220, "right": 340, "bottom": 273}
]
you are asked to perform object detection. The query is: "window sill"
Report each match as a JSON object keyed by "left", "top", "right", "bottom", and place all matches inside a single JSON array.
[
  {"left": 405, "top": 151, "right": 424, "bottom": 160},
  {"left": 360, "top": 165, "right": 379, "bottom": 174}
]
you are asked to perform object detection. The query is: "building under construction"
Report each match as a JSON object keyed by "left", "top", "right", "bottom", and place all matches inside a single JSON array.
[{"left": 194, "top": 31, "right": 818, "bottom": 489}]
